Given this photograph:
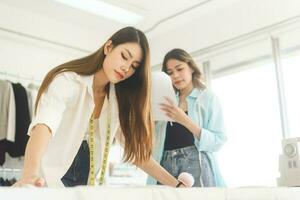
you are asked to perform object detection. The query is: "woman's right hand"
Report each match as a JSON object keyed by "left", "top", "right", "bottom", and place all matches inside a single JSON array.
[
  {"left": 12, "top": 124, "right": 52, "bottom": 188},
  {"left": 12, "top": 175, "right": 45, "bottom": 187}
]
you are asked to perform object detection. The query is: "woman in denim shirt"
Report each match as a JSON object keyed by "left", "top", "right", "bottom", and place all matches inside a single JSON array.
[{"left": 147, "top": 49, "right": 227, "bottom": 187}]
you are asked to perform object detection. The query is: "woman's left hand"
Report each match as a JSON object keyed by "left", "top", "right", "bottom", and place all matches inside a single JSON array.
[{"left": 160, "top": 97, "right": 189, "bottom": 125}]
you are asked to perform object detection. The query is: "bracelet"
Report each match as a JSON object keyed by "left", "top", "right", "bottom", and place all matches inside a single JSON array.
[{"left": 176, "top": 181, "right": 183, "bottom": 188}]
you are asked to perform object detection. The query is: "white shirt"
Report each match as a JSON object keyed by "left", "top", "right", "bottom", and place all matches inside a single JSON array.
[{"left": 27, "top": 72, "right": 120, "bottom": 187}]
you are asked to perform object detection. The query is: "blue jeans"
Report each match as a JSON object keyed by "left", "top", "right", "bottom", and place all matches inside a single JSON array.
[
  {"left": 159, "top": 145, "right": 215, "bottom": 187},
  {"left": 61, "top": 141, "right": 90, "bottom": 187}
]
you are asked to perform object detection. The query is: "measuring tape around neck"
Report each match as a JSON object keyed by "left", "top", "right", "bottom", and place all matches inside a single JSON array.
[{"left": 88, "top": 98, "right": 111, "bottom": 186}]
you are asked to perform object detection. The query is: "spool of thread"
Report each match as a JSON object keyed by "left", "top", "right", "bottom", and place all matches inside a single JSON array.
[{"left": 178, "top": 172, "right": 194, "bottom": 187}]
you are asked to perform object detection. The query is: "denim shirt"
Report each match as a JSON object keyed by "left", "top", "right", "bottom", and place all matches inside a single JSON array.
[{"left": 147, "top": 88, "right": 227, "bottom": 186}]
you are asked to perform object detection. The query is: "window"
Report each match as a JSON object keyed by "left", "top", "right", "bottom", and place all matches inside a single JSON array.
[
  {"left": 208, "top": 39, "right": 282, "bottom": 187},
  {"left": 279, "top": 27, "right": 300, "bottom": 138}
]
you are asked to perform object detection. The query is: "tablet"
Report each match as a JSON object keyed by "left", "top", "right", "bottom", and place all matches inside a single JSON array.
[{"left": 151, "top": 71, "right": 177, "bottom": 121}]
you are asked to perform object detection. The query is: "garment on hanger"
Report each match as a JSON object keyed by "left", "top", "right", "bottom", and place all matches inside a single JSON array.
[
  {"left": 0, "top": 80, "right": 11, "bottom": 166},
  {"left": 0, "top": 78, "right": 36, "bottom": 166},
  {"left": 0, "top": 80, "right": 11, "bottom": 141},
  {"left": 0, "top": 143, "right": 5, "bottom": 166},
  {"left": 6, "top": 83, "right": 30, "bottom": 157},
  {"left": 7, "top": 83, "right": 16, "bottom": 142},
  {"left": 26, "top": 83, "right": 39, "bottom": 120}
]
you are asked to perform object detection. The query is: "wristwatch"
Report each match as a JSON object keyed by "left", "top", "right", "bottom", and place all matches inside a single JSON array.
[{"left": 176, "top": 180, "right": 184, "bottom": 187}]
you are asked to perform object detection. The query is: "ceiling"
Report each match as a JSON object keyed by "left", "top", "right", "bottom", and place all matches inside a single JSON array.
[
  {"left": 0, "top": 0, "right": 214, "bottom": 50},
  {"left": 2, "top": 0, "right": 300, "bottom": 80},
  {"left": 0, "top": 0, "right": 208, "bottom": 31}
]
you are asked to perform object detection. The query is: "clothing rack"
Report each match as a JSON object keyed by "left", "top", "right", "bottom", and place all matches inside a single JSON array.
[
  {"left": 0, "top": 167, "right": 22, "bottom": 178},
  {"left": 0, "top": 167, "right": 22, "bottom": 186}
]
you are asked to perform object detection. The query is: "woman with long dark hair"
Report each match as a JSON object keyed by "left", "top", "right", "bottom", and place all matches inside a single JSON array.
[{"left": 13, "top": 27, "right": 184, "bottom": 187}]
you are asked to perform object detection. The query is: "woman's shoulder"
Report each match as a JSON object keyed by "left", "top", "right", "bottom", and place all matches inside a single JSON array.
[
  {"left": 54, "top": 71, "right": 80, "bottom": 82},
  {"left": 48, "top": 72, "right": 83, "bottom": 96},
  {"left": 52, "top": 72, "right": 89, "bottom": 87},
  {"left": 193, "top": 88, "right": 222, "bottom": 108},
  {"left": 196, "top": 88, "right": 217, "bottom": 100}
]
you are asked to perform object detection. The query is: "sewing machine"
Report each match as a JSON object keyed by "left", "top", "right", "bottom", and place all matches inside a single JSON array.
[{"left": 277, "top": 137, "right": 300, "bottom": 186}]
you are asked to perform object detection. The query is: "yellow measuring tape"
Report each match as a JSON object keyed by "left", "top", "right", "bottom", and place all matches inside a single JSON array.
[{"left": 88, "top": 99, "right": 111, "bottom": 186}]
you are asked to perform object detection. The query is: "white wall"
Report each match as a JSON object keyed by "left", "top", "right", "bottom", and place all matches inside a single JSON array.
[
  {"left": 150, "top": 0, "right": 300, "bottom": 67},
  {"left": 1, "top": 0, "right": 300, "bottom": 81},
  {"left": 0, "top": 1, "right": 120, "bottom": 51},
  {"left": 0, "top": 31, "right": 85, "bottom": 82},
  {"left": 0, "top": 1, "right": 122, "bottom": 81}
]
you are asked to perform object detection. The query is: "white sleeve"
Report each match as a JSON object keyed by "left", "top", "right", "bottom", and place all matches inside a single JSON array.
[{"left": 27, "top": 73, "right": 77, "bottom": 137}]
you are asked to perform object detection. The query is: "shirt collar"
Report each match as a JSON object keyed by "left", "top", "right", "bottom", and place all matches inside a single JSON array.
[
  {"left": 80, "top": 74, "right": 116, "bottom": 104},
  {"left": 189, "top": 88, "right": 201, "bottom": 98},
  {"left": 176, "top": 87, "right": 201, "bottom": 99},
  {"left": 80, "top": 74, "right": 94, "bottom": 98}
]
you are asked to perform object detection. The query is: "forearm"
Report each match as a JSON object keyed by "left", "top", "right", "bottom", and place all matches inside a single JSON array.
[
  {"left": 136, "top": 157, "right": 179, "bottom": 187},
  {"left": 181, "top": 117, "right": 201, "bottom": 139},
  {"left": 22, "top": 124, "right": 52, "bottom": 178}
]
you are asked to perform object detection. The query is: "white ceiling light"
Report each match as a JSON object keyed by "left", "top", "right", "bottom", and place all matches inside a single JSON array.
[{"left": 53, "top": 0, "right": 143, "bottom": 24}]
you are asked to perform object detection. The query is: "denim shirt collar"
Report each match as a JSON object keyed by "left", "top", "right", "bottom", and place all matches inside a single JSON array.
[{"left": 176, "top": 87, "right": 201, "bottom": 100}]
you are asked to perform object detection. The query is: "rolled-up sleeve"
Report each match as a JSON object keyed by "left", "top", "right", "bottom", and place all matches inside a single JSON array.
[
  {"left": 27, "top": 74, "right": 76, "bottom": 137},
  {"left": 194, "top": 94, "right": 227, "bottom": 152}
]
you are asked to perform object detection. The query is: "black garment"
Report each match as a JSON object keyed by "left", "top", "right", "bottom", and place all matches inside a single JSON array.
[
  {"left": 0, "top": 83, "right": 30, "bottom": 166},
  {"left": 164, "top": 112, "right": 195, "bottom": 150},
  {"left": 61, "top": 141, "right": 90, "bottom": 187},
  {"left": 6, "top": 83, "right": 30, "bottom": 157},
  {"left": 0, "top": 177, "right": 5, "bottom": 186},
  {"left": 0, "top": 177, "right": 17, "bottom": 186},
  {"left": 0, "top": 140, "right": 6, "bottom": 166}
]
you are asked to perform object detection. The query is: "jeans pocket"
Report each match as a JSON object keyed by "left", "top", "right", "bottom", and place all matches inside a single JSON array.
[{"left": 184, "top": 148, "right": 199, "bottom": 162}]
